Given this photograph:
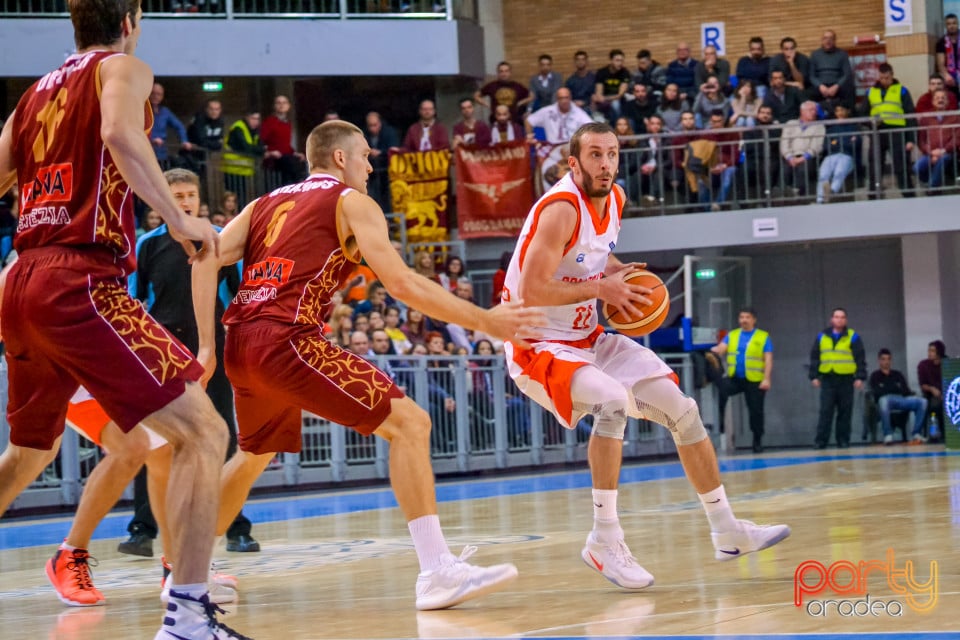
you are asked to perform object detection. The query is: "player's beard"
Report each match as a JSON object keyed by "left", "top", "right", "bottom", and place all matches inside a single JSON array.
[{"left": 582, "top": 170, "right": 613, "bottom": 199}]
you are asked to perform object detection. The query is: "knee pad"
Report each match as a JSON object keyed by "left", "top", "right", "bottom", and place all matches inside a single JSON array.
[
  {"left": 632, "top": 377, "right": 708, "bottom": 446},
  {"left": 571, "top": 368, "right": 629, "bottom": 440}
]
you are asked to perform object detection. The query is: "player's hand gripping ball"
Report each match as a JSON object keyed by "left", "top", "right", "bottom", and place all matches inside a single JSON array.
[{"left": 602, "top": 269, "right": 669, "bottom": 337}]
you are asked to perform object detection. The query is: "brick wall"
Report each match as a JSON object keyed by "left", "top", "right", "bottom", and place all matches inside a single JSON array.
[{"left": 502, "top": 0, "right": 886, "bottom": 81}]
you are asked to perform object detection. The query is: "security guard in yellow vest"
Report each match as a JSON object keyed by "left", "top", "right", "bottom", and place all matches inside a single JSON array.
[
  {"left": 864, "top": 62, "right": 916, "bottom": 198},
  {"left": 222, "top": 111, "right": 265, "bottom": 204},
  {"left": 711, "top": 307, "right": 773, "bottom": 452},
  {"left": 809, "top": 307, "right": 867, "bottom": 449}
]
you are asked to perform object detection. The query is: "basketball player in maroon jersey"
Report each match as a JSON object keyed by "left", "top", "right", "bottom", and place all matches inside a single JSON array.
[
  {"left": 192, "top": 120, "right": 544, "bottom": 610},
  {"left": 0, "top": 2, "right": 248, "bottom": 638}
]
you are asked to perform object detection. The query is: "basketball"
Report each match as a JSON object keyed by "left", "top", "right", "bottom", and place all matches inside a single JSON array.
[{"left": 602, "top": 269, "right": 670, "bottom": 337}]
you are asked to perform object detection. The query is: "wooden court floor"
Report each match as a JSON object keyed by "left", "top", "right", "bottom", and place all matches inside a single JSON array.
[{"left": 0, "top": 445, "right": 957, "bottom": 639}]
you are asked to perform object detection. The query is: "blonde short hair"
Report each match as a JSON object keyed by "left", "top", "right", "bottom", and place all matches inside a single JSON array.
[{"left": 306, "top": 120, "right": 364, "bottom": 171}]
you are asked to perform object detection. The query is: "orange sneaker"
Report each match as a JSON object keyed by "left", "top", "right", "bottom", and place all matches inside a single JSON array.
[{"left": 45, "top": 547, "right": 105, "bottom": 607}]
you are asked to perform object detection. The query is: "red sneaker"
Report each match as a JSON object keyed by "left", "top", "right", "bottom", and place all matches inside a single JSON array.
[{"left": 45, "top": 547, "right": 105, "bottom": 607}]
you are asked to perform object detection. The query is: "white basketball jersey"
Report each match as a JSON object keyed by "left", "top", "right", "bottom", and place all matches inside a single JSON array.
[{"left": 502, "top": 172, "right": 623, "bottom": 341}]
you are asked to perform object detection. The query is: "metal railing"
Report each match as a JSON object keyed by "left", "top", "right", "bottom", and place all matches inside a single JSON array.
[
  {"left": 0, "top": 0, "right": 474, "bottom": 18},
  {"left": 2, "top": 351, "right": 704, "bottom": 512},
  {"left": 617, "top": 110, "right": 960, "bottom": 216}
]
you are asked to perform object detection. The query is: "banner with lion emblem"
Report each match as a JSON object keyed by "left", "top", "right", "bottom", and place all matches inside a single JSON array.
[
  {"left": 455, "top": 141, "right": 533, "bottom": 239},
  {"left": 388, "top": 149, "right": 450, "bottom": 243}
]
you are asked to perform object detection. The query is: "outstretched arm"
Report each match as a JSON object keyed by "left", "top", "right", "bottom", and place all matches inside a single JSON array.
[
  {"left": 192, "top": 201, "right": 253, "bottom": 384},
  {"left": 341, "top": 191, "right": 544, "bottom": 346}
]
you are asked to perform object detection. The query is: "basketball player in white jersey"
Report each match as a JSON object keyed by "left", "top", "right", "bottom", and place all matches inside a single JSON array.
[{"left": 501, "top": 122, "right": 790, "bottom": 589}]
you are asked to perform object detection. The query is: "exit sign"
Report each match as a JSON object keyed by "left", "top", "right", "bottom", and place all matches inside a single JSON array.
[{"left": 202, "top": 81, "right": 223, "bottom": 92}]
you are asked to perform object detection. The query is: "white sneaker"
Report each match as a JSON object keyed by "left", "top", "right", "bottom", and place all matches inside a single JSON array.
[
  {"left": 883, "top": 434, "right": 894, "bottom": 445},
  {"left": 581, "top": 532, "right": 654, "bottom": 589},
  {"left": 712, "top": 519, "right": 791, "bottom": 561},
  {"left": 161, "top": 566, "right": 238, "bottom": 604},
  {"left": 414, "top": 546, "right": 518, "bottom": 610},
  {"left": 154, "top": 591, "right": 251, "bottom": 639}
]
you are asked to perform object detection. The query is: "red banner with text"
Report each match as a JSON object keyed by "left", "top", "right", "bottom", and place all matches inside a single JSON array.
[{"left": 455, "top": 142, "right": 533, "bottom": 239}]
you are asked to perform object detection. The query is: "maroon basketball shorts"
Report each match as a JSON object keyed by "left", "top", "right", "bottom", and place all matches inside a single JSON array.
[
  {"left": 224, "top": 322, "right": 404, "bottom": 455},
  {"left": 2, "top": 247, "right": 204, "bottom": 449}
]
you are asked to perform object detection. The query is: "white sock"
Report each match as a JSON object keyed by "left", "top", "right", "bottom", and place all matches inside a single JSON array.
[
  {"left": 408, "top": 514, "right": 449, "bottom": 573},
  {"left": 168, "top": 582, "right": 207, "bottom": 600},
  {"left": 60, "top": 541, "right": 78, "bottom": 552},
  {"left": 698, "top": 485, "right": 738, "bottom": 532},
  {"left": 592, "top": 489, "right": 622, "bottom": 541}
]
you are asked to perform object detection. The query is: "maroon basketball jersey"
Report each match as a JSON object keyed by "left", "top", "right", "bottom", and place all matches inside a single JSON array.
[
  {"left": 223, "top": 173, "right": 360, "bottom": 328},
  {"left": 11, "top": 51, "right": 151, "bottom": 276}
]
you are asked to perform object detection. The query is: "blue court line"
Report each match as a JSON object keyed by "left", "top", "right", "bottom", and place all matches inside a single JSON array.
[
  {"left": 530, "top": 635, "right": 954, "bottom": 640},
  {"left": 0, "top": 450, "right": 955, "bottom": 551}
]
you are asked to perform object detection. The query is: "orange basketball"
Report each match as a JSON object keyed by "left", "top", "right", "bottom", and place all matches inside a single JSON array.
[{"left": 602, "top": 269, "right": 670, "bottom": 337}]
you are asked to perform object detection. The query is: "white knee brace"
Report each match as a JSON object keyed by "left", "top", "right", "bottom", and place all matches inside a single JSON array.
[
  {"left": 632, "top": 377, "right": 709, "bottom": 446},
  {"left": 571, "top": 368, "right": 629, "bottom": 440}
]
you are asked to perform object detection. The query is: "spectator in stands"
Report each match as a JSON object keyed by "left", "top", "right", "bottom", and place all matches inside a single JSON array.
[
  {"left": 863, "top": 62, "right": 916, "bottom": 199},
  {"left": 780, "top": 101, "right": 825, "bottom": 197},
  {"left": 187, "top": 98, "right": 224, "bottom": 154},
  {"left": 565, "top": 50, "right": 596, "bottom": 111},
  {"left": 452, "top": 97, "right": 492, "bottom": 148},
  {"left": 364, "top": 111, "right": 400, "bottom": 211},
  {"left": 353, "top": 313, "right": 371, "bottom": 335},
  {"left": 529, "top": 54, "right": 562, "bottom": 110},
  {"left": 635, "top": 113, "right": 668, "bottom": 202},
  {"left": 769, "top": 37, "right": 811, "bottom": 92},
  {"left": 915, "top": 89, "right": 960, "bottom": 194},
  {"left": 219, "top": 190, "right": 239, "bottom": 222},
  {"left": 916, "top": 75, "right": 959, "bottom": 113},
  {"left": 148, "top": 82, "right": 192, "bottom": 165},
  {"left": 692, "top": 78, "right": 730, "bottom": 128},
  {"left": 728, "top": 80, "right": 763, "bottom": 127},
  {"left": 323, "top": 109, "right": 340, "bottom": 121},
  {"left": 701, "top": 111, "right": 741, "bottom": 209},
  {"left": 694, "top": 45, "right": 731, "bottom": 95},
  {"left": 742, "top": 104, "right": 782, "bottom": 197},
  {"left": 401, "top": 307, "right": 430, "bottom": 344},
  {"left": 735, "top": 37, "right": 771, "bottom": 97},
  {"left": 137, "top": 209, "right": 162, "bottom": 238},
  {"left": 475, "top": 61, "right": 532, "bottom": 125},
  {"left": 764, "top": 69, "right": 803, "bottom": 123},
  {"left": 198, "top": 203, "right": 210, "bottom": 218},
  {"left": 412, "top": 250, "right": 437, "bottom": 280},
  {"left": 817, "top": 102, "right": 861, "bottom": 204},
  {"left": 666, "top": 110, "right": 701, "bottom": 203},
  {"left": 809, "top": 29, "right": 855, "bottom": 108},
  {"left": 223, "top": 110, "right": 264, "bottom": 203},
  {"left": 491, "top": 251, "right": 511, "bottom": 306},
  {"left": 666, "top": 42, "right": 698, "bottom": 102},
  {"left": 437, "top": 256, "right": 468, "bottom": 292},
  {"left": 632, "top": 49, "right": 667, "bottom": 94},
  {"left": 526, "top": 87, "right": 593, "bottom": 143},
  {"left": 592, "top": 49, "right": 631, "bottom": 123},
  {"left": 621, "top": 83, "right": 660, "bottom": 133},
  {"left": 423, "top": 330, "right": 457, "bottom": 448},
  {"left": 869, "top": 348, "right": 927, "bottom": 445},
  {"left": 210, "top": 212, "right": 226, "bottom": 227},
  {"left": 354, "top": 280, "right": 389, "bottom": 316},
  {"left": 261, "top": 95, "right": 307, "bottom": 186},
  {"left": 383, "top": 306, "right": 412, "bottom": 355},
  {"left": 469, "top": 338, "right": 530, "bottom": 447},
  {"left": 490, "top": 104, "right": 524, "bottom": 145},
  {"left": 342, "top": 260, "right": 377, "bottom": 306},
  {"left": 402, "top": 99, "right": 449, "bottom": 151},
  {"left": 347, "top": 331, "right": 374, "bottom": 357},
  {"left": 918, "top": 340, "right": 946, "bottom": 433},
  {"left": 614, "top": 117, "right": 638, "bottom": 197},
  {"left": 657, "top": 83, "right": 690, "bottom": 132},
  {"left": 936, "top": 13, "right": 960, "bottom": 96},
  {"left": 368, "top": 310, "right": 386, "bottom": 333},
  {"left": 329, "top": 304, "right": 355, "bottom": 347}
]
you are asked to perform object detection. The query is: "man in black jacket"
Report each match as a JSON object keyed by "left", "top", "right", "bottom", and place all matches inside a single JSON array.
[
  {"left": 868, "top": 348, "right": 927, "bottom": 444},
  {"left": 119, "top": 168, "right": 260, "bottom": 558}
]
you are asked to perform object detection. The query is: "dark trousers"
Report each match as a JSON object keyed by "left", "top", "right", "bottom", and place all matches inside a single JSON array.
[
  {"left": 874, "top": 128, "right": 914, "bottom": 197},
  {"left": 127, "top": 325, "right": 252, "bottom": 539},
  {"left": 718, "top": 376, "right": 766, "bottom": 443},
  {"left": 815, "top": 374, "right": 855, "bottom": 447}
]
